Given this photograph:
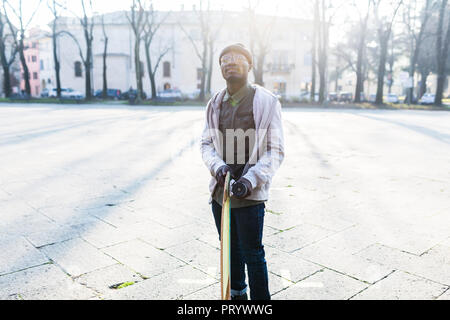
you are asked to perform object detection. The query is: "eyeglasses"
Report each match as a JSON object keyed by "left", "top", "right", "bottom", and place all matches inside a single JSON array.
[{"left": 220, "top": 53, "right": 248, "bottom": 65}]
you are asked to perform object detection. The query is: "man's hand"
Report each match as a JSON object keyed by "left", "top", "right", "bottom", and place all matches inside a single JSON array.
[
  {"left": 231, "top": 177, "right": 252, "bottom": 199},
  {"left": 215, "top": 165, "right": 231, "bottom": 187}
]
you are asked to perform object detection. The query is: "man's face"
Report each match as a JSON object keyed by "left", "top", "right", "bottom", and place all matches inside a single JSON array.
[{"left": 220, "top": 51, "right": 251, "bottom": 82}]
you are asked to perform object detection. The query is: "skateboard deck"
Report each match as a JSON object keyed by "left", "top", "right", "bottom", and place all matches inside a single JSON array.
[{"left": 220, "top": 171, "right": 231, "bottom": 300}]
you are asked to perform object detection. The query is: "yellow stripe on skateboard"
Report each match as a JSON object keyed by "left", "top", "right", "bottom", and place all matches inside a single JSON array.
[{"left": 220, "top": 172, "right": 231, "bottom": 300}]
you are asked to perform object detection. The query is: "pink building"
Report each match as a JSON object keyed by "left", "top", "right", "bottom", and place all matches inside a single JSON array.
[{"left": 20, "top": 37, "right": 41, "bottom": 97}]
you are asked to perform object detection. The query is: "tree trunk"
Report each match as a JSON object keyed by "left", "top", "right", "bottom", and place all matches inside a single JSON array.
[
  {"left": 311, "top": 0, "right": 319, "bottom": 102},
  {"left": 253, "top": 51, "right": 266, "bottom": 86},
  {"left": 52, "top": 24, "right": 61, "bottom": 99},
  {"left": 2, "top": 64, "right": 11, "bottom": 97},
  {"left": 419, "top": 69, "right": 428, "bottom": 97},
  {"left": 375, "top": 36, "right": 388, "bottom": 105},
  {"left": 435, "top": 5, "right": 450, "bottom": 106},
  {"left": 198, "top": 40, "right": 207, "bottom": 102},
  {"left": 19, "top": 36, "right": 31, "bottom": 97},
  {"left": 145, "top": 43, "right": 157, "bottom": 100},
  {"left": 102, "top": 37, "right": 108, "bottom": 99},
  {"left": 0, "top": 39, "right": 12, "bottom": 97},
  {"left": 206, "top": 40, "right": 214, "bottom": 96},
  {"left": 134, "top": 39, "right": 144, "bottom": 101}
]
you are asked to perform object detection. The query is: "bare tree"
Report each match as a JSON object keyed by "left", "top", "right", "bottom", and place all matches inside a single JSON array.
[
  {"left": 353, "top": 0, "right": 371, "bottom": 102},
  {"left": 372, "top": 0, "right": 404, "bottom": 105},
  {"left": 205, "top": 13, "right": 224, "bottom": 96},
  {"left": 316, "top": 0, "right": 340, "bottom": 104},
  {"left": 311, "top": 0, "right": 318, "bottom": 101},
  {"left": 434, "top": 0, "right": 450, "bottom": 106},
  {"left": 0, "top": 12, "right": 17, "bottom": 97},
  {"left": 178, "top": 0, "right": 211, "bottom": 101},
  {"left": 2, "top": 0, "right": 42, "bottom": 97},
  {"left": 60, "top": 0, "right": 95, "bottom": 100},
  {"left": 402, "top": 0, "right": 432, "bottom": 104},
  {"left": 127, "top": 0, "right": 146, "bottom": 101},
  {"left": 101, "top": 14, "right": 108, "bottom": 99},
  {"left": 247, "top": 0, "right": 277, "bottom": 87},
  {"left": 143, "top": 5, "right": 171, "bottom": 100},
  {"left": 47, "top": 0, "right": 64, "bottom": 99}
]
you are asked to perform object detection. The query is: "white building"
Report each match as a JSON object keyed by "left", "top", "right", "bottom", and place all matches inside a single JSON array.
[{"left": 36, "top": 10, "right": 314, "bottom": 99}]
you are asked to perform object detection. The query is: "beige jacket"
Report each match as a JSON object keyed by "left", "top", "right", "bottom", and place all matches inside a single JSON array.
[{"left": 200, "top": 84, "right": 285, "bottom": 203}]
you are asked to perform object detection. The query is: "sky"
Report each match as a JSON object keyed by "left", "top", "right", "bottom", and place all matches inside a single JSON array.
[{"left": 21, "top": 0, "right": 313, "bottom": 30}]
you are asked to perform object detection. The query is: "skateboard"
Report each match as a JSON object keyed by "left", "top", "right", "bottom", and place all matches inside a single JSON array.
[{"left": 220, "top": 171, "right": 231, "bottom": 300}]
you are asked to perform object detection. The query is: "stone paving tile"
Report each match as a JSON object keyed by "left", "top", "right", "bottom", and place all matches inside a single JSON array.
[
  {"left": 144, "top": 209, "right": 199, "bottom": 229},
  {"left": 0, "top": 236, "right": 49, "bottom": 275},
  {"left": 440, "top": 237, "right": 450, "bottom": 247},
  {"left": 420, "top": 244, "right": 450, "bottom": 265},
  {"left": 101, "top": 239, "right": 186, "bottom": 278},
  {"left": 77, "top": 222, "right": 138, "bottom": 249},
  {"left": 0, "top": 201, "right": 56, "bottom": 237},
  {"left": 197, "top": 232, "right": 221, "bottom": 250},
  {"left": 164, "top": 240, "right": 220, "bottom": 278},
  {"left": 19, "top": 278, "right": 97, "bottom": 300},
  {"left": 85, "top": 205, "right": 149, "bottom": 227},
  {"left": 265, "top": 246, "right": 323, "bottom": 283},
  {"left": 0, "top": 264, "right": 70, "bottom": 296},
  {"left": 0, "top": 189, "right": 11, "bottom": 201},
  {"left": 25, "top": 224, "right": 82, "bottom": 248},
  {"left": 356, "top": 243, "right": 450, "bottom": 285},
  {"left": 372, "top": 225, "right": 449, "bottom": 256},
  {"left": 351, "top": 271, "right": 448, "bottom": 300},
  {"left": 295, "top": 244, "right": 394, "bottom": 284},
  {"left": 36, "top": 205, "right": 101, "bottom": 226},
  {"left": 138, "top": 222, "right": 203, "bottom": 250},
  {"left": 264, "top": 223, "right": 337, "bottom": 253},
  {"left": 39, "top": 238, "right": 117, "bottom": 277},
  {"left": 304, "top": 225, "right": 379, "bottom": 255},
  {"left": 272, "top": 269, "right": 368, "bottom": 300},
  {"left": 182, "top": 282, "right": 221, "bottom": 300},
  {"left": 103, "top": 265, "right": 216, "bottom": 300},
  {"left": 264, "top": 210, "right": 304, "bottom": 231},
  {"left": 76, "top": 263, "right": 143, "bottom": 295},
  {"left": 268, "top": 271, "right": 293, "bottom": 296},
  {"left": 437, "top": 289, "right": 450, "bottom": 300}
]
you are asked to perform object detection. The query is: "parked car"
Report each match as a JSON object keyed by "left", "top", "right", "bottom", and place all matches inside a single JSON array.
[
  {"left": 368, "top": 94, "right": 376, "bottom": 103},
  {"left": 298, "top": 91, "right": 319, "bottom": 102},
  {"left": 120, "top": 89, "right": 146, "bottom": 100},
  {"left": 183, "top": 89, "right": 200, "bottom": 100},
  {"left": 386, "top": 93, "right": 399, "bottom": 104},
  {"left": 157, "top": 89, "right": 183, "bottom": 102},
  {"left": 49, "top": 88, "right": 84, "bottom": 100},
  {"left": 40, "top": 88, "right": 49, "bottom": 98},
  {"left": 419, "top": 93, "right": 435, "bottom": 105},
  {"left": 328, "top": 92, "right": 338, "bottom": 102},
  {"left": 338, "top": 92, "right": 353, "bottom": 103},
  {"left": 94, "top": 89, "right": 122, "bottom": 100}
]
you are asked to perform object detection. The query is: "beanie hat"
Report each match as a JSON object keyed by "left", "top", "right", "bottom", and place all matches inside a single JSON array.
[{"left": 219, "top": 43, "right": 253, "bottom": 66}]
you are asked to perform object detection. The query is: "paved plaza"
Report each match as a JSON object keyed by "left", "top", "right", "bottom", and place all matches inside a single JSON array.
[{"left": 0, "top": 103, "right": 449, "bottom": 300}]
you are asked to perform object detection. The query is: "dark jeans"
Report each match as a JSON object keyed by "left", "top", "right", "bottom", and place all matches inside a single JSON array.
[{"left": 212, "top": 200, "right": 270, "bottom": 300}]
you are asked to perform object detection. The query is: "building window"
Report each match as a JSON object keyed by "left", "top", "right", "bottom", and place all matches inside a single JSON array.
[
  {"left": 164, "top": 83, "right": 171, "bottom": 90},
  {"left": 33, "top": 72, "right": 38, "bottom": 80},
  {"left": 32, "top": 42, "right": 37, "bottom": 48},
  {"left": 163, "top": 61, "right": 171, "bottom": 77},
  {"left": 74, "top": 61, "right": 82, "bottom": 77},
  {"left": 40, "top": 60, "right": 44, "bottom": 70},
  {"left": 32, "top": 56, "right": 37, "bottom": 63}
]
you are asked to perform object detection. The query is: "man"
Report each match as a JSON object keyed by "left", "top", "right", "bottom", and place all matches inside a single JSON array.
[{"left": 200, "top": 43, "right": 284, "bottom": 300}]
